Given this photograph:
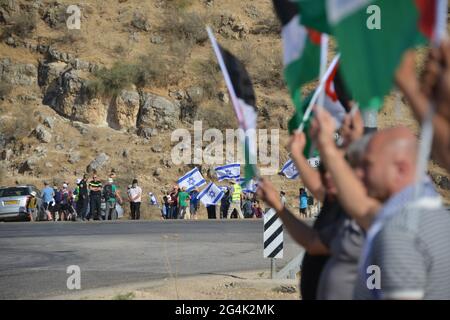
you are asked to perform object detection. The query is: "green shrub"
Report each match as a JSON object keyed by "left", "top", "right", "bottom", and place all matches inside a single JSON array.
[
  {"left": 91, "top": 63, "right": 138, "bottom": 97},
  {"left": 192, "top": 55, "right": 221, "bottom": 100},
  {"left": 2, "top": 12, "right": 37, "bottom": 38},
  {"left": 160, "top": 12, "right": 208, "bottom": 44}
]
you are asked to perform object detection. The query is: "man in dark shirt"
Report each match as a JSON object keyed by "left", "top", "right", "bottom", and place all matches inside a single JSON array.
[
  {"left": 77, "top": 174, "right": 89, "bottom": 221},
  {"left": 87, "top": 174, "right": 102, "bottom": 221}
]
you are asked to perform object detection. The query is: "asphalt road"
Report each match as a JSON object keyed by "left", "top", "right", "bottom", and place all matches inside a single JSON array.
[{"left": 0, "top": 220, "right": 302, "bottom": 299}]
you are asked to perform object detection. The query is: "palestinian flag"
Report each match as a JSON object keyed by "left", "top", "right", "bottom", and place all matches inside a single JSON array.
[
  {"left": 288, "top": 61, "right": 351, "bottom": 157},
  {"left": 298, "top": 0, "right": 448, "bottom": 109},
  {"left": 207, "top": 28, "right": 258, "bottom": 183},
  {"left": 273, "top": 0, "right": 322, "bottom": 110}
]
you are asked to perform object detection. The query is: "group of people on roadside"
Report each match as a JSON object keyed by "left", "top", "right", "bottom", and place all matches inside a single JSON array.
[
  {"left": 256, "top": 45, "right": 450, "bottom": 300},
  {"left": 32, "top": 169, "right": 143, "bottom": 222},
  {"left": 159, "top": 179, "right": 265, "bottom": 220}
]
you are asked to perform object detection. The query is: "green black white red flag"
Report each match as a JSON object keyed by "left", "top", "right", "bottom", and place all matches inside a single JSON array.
[
  {"left": 297, "top": 0, "right": 448, "bottom": 109},
  {"left": 206, "top": 27, "right": 258, "bottom": 184}
]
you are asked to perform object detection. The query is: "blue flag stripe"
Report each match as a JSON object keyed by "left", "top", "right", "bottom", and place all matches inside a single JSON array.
[{"left": 177, "top": 167, "right": 200, "bottom": 184}]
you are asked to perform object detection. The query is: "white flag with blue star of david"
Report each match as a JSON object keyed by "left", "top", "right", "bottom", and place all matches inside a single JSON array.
[
  {"left": 280, "top": 157, "right": 321, "bottom": 179},
  {"left": 215, "top": 163, "right": 241, "bottom": 181},
  {"left": 280, "top": 158, "right": 299, "bottom": 179},
  {"left": 197, "top": 182, "right": 225, "bottom": 206},
  {"left": 177, "top": 167, "right": 206, "bottom": 192}
]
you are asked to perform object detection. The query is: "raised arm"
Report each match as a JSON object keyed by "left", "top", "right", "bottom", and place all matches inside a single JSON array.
[
  {"left": 311, "top": 108, "right": 380, "bottom": 231},
  {"left": 289, "top": 132, "right": 325, "bottom": 202},
  {"left": 396, "top": 48, "right": 450, "bottom": 172},
  {"left": 256, "top": 178, "right": 329, "bottom": 255}
]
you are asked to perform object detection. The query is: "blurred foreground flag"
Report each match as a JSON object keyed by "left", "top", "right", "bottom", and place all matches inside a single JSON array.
[
  {"left": 207, "top": 28, "right": 258, "bottom": 184},
  {"left": 297, "top": 0, "right": 448, "bottom": 109},
  {"left": 273, "top": 0, "right": 322, "bottom": 109}
]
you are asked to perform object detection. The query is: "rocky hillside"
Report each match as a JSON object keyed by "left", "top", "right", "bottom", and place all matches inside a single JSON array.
[{"left": 0, "top": 0, "right": 448, "bottom": 218}]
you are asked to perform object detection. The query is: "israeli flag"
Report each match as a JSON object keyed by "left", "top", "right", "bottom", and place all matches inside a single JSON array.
[
  {"left": 177, "top": 167, "right": 206, "bottom": 192},
  {"left": 280, "top": 159, "right": 299, "bottom": 179},
  {"left": 215, "top": 163, "right": 241, "bottom": 181},
  {"left": 307, "top": 156, "right": 320, "bottom": 168},
  {"left": 197, "top": 182, "right": 225, "bottom": 206}
]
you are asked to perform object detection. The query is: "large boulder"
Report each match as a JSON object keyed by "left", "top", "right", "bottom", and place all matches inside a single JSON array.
[
  {"left": 34, "top": 125, "right": 52, "bottom": 143},
  {"left": 110, "top": 90, "right": 140, "bottom": 130},
  {"left": 86, "top": 153, "right": 109, "bottom": 173},
  {"left": 40, "top": 62, "right": 108, "bottom": 126},
  {"left": 137, "top": 93, "right": 180, "bottom": 130}
]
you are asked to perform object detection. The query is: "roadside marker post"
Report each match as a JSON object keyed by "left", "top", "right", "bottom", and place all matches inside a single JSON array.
[{"left": 263, "top": 208, "right": 283, "bottom": 279}]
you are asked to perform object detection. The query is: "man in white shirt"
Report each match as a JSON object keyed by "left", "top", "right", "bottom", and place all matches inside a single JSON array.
[{"left": 128, "top": 179, "right": 142, "bottom": 220}]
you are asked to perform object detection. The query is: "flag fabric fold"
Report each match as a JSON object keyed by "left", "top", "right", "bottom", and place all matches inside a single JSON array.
[
  {"left": 207, "top": 27, "right": 258, "bottom": 184},
  {"left": 297, "top": 0, "right": 447, "bottom": 109},
  {"left": 273, "top": 0, "right": 322, "bottom": 110},
  {"left": 177, "top": 167, "right": 206, "bottom": 193},
  {"left": 280, "top": 156, "right": 321, "bottom": 180},
  {"left": 197, "top": 182, "right": 225, "bottom": 206},
  {"left": 215, "top": 163, "right": 241, "bottom": 181}
]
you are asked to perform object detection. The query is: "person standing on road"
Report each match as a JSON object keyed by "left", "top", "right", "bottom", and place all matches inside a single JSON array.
[
  {"left": 77, "top": 174, "right": 89, "bottom": 221},
  {"left": 220, "top": 188, "right": 231, "bottom": 219},
  {"left": 242, "top": 193, "right": 253, "bottom": 218},
  {"left": 177, "top": 186, "right": 190, "bottom": 219},
  {"left": 128, "top": 179, "right": 142, "bottom": 220},
  {"left": 169, "top": 186, "right": 179, "bottom": 220},
  {"left": 280, "top": 191, "right": 287, "bottom": 207},
  {"left": 299, "top": 188, "right": 308, "bottom": 218},
  {"left": 226, "top": 180, "right": 244, "bottom": 219},
  {"left": 189, "top": 188, "right": 200, "bottom": 220},
  {"left": 103, "top": 178, "right": 122, "bottom": 220},
  {"left": 41, "top": 181, "right": 54, "bottom": 221},
  {"left": 88, "top": 174, "right": 102, "bottom": 221},
  {"left": 26, "top": 191, "right": 38, "bottom": 222}
]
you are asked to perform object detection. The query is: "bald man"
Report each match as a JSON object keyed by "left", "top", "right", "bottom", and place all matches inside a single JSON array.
[{"left": 313, "top": 108, "right": 450, "bottom": 300}]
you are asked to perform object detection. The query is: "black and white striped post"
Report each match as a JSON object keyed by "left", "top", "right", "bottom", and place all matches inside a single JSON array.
[{"left": 263, "top": 208, "right": 283, "bottom": 278}]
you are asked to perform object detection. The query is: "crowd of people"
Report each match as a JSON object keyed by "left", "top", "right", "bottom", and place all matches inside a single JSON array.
[
  {"left": 28, "top": 169, "right": 143, "bottom": 222},
  {"left": 256, "top": 45, "right": 450, "bottom": 300},
  {"left": 159, "top": 180, "right": 267, "bottom": 220},
  {"left": 28, "top": 168, "right": 318, "bottom": 222}
]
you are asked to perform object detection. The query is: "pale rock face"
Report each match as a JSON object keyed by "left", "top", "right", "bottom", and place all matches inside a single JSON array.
[
  {"left": 137, "top": 93, "right": 180, "bottom": 130},
  {"left": 40, "top": 63, "right": 109, "bottom": 126},
  {"left": 111, "top": 90, "right": 140, "bottom": 130}
]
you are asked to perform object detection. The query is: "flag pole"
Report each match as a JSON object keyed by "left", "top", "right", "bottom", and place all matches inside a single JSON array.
[
  {"left": 297, "top": 54, "right": 341, "bottom": 132},
  {"left": 316, "top": 34, "right": 329, "bottom": 111},
  {"left": 206, "top": 26, "right": 260, "bottom": 181},
  {"left": 413, "top": 0, "right": 448, "bottom": 200}
]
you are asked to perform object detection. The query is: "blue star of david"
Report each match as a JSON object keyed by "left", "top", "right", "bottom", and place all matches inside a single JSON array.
[
  {"left": 187, "top": 177, "right": 195, "bottom": 185},
  {"left": 208, "top": 191, "right": 216, "bottom": 198},
  {"left": 225, "top": 169, "right": 232, "bottom": 175}
]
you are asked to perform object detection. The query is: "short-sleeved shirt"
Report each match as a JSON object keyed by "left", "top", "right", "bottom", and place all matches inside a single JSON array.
[
  {"left": 128, "top": 186, "right": 142, "bottom": 203},
  {"left": 300, "top": 198, "right": 343, "bottom": 300},
  {"left": 41, "top": 186, "right": 54, "bottom": 203},
  {"left": 189, "top": 190, "right": 199, "bottom": 207},
  {"left": 354, "top": 205, "right": 450, "bottom": 300},
  {"left": 316, "top": 215, "right": 365, "bottom": 300},
  {"left": 178, "top": 191, "right": 189, "bottom": 207},
  {"left": 300, "top": 195, "right": 308, "bottom": 209},
  {"left": 89, "top": 180, "right": 102, "bottom": 196}
]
